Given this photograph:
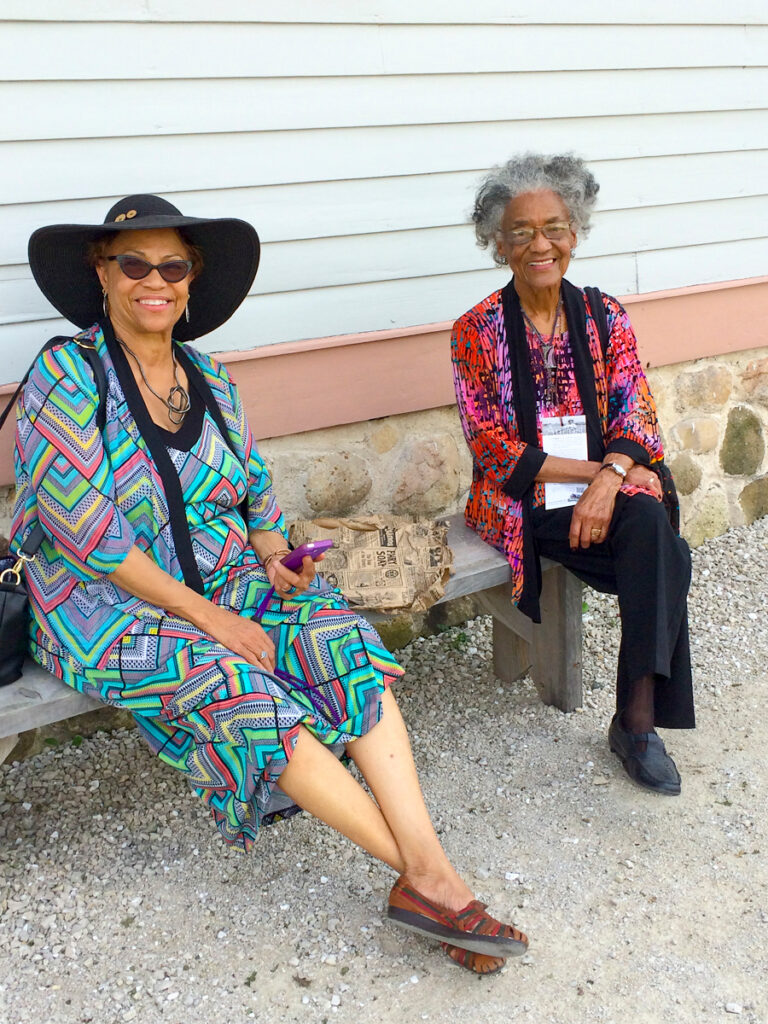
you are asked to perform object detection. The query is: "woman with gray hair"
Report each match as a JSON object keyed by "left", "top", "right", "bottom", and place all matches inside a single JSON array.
[{"left": 452, "top": 153, "right": 694, "bottom": 795}]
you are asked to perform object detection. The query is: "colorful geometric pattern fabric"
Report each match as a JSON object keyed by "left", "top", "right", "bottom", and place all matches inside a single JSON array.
[
  {"left": 12, "top": 325, "right": 402, "bottom": 851},
  {"left": 451, "top": 284, "right": 663, "bottom": 608}
]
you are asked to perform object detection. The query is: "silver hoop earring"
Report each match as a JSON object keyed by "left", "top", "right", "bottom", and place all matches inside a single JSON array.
[
  {"left": 185, "top": 303, "right": 190, "bottom": 324},
  {"left": 102, "top": 290, "right": 109, "bottom": 318}
]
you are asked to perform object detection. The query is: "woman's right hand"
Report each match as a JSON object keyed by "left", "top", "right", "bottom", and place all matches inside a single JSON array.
[
  {"left": 109, "top": 547, "right": 277, "bottom": 670},
  {"left": 201, "top": 603, "right": 276, "bottom": 671}
]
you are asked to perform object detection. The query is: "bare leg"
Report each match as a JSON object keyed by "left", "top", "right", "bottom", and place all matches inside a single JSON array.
[
  {"left": 278, "top": 727, "right": 405, "bottom": 871},
  {"left": 277, "top": 689, "right": 473, "bottom": 911},
  {"left": 347, "top": 688, "right": 473, "bottom": 911}
]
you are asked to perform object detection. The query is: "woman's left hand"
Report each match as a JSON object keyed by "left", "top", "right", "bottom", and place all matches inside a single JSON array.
[
  {"left": 625, "top": 464, "right": 663, "bottom": 500},
  {"left": 569, "top": 472, "right": 621, "bottom": 550},
  {"left": 267, "top": 555, "right": 319, "bottom": 598}
]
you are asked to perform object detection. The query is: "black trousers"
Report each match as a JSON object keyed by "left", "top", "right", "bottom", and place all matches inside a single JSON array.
[{"left": 531, "top": 493, "right": 695, "bottom": 730}]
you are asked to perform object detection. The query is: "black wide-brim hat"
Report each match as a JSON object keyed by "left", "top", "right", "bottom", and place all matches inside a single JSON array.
[{"left": 28, "top": 194, "right": 260, "bottom": 342}]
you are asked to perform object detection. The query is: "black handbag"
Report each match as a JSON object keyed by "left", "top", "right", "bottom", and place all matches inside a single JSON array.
[
  {"left": 0, "top": 533, "right": 39, "bottom": 687},
  {"left": 585, "top": 286, "right": 680, "bottom": 534}
]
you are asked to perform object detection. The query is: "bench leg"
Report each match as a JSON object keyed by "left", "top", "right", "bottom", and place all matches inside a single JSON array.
[
  {"left": 0, "top": 734, "right": 19, "bottom": 765},
  {"left": 491, "top": 618, "right": 531, "bottom": 683},
  {"left": 531, "top": 565, "right": 583, "bottom": 712},
  {"left": 476, "top": 584, "right": 533, "bottom": 684}
]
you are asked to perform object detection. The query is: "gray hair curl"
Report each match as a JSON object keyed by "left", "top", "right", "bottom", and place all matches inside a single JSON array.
[{"left": 472, "top": 153, "right": 599, "bottom": 266}]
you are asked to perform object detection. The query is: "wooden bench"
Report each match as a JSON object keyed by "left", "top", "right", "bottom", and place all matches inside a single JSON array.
[{"left": 0, "top": 514, "right": 583, "bottom": 765}]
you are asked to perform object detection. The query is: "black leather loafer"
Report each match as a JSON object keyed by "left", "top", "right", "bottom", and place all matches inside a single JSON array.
[{"left": 608, "top": 713, "right": 681, "bottom": 796}]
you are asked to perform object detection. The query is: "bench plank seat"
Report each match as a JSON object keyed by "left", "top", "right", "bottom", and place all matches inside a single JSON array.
[{"left": 0, "top": 513, "right": 583, "bottom": 760}]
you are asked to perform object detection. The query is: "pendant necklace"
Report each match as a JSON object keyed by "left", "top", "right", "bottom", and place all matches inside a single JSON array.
[
  {"left": 117, "top": 337, "right": 190, "bottom": 425},
  {"left": 523, "top": 292, "right": 564, "bottom": 408}
]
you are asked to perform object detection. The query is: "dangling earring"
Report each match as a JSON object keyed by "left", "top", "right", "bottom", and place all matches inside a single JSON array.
[
  {"left": 185, "top": 302, "right": 190, "bottom": 323},
  {"left": 570, "top": 249, "right": 576, "bottom": 258},
  {"left": 102, "top": 290, "right": 109, "bottom": 319}
]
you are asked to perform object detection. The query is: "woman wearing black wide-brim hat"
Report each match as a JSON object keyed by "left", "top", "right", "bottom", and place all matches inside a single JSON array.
[{"left": 8, "top": 195, "right": 528, "bottom": 975}]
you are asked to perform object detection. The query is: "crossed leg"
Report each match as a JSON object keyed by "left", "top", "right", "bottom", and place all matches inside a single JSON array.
[
  {"left": 277, "top": 687, "right": 507, "bottom": 973},
  {"left": 278, "top": 687, "right": 473, "bottom": 911}
]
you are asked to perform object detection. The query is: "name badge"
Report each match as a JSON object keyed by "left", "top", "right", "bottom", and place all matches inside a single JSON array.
[{"left": 541, "top": 414, "right": 588, "bottom": 510}]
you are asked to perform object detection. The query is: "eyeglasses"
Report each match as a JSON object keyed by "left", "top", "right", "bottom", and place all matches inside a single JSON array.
[
  {"left": 501, "top": 223, "right": 572, "bottom": 246},
  {"left": 107, "top": 254, "right": 193, "bottom": 283}
]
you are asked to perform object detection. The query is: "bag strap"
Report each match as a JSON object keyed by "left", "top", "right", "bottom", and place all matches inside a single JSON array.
[
  {"left": 584, "top": 286, "right": 609, "bottom": 360},
  {"left": 1, "top": 335, "right": 109, "bottom": 558}
]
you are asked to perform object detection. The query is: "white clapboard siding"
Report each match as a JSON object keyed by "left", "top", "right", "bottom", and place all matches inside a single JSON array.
[
  {"left": 3, "top": 196, "right": 766, "bottom": 324},
  {"left": 2, "top": 149, "right": 767, "bottom": 269},
  {"left": 4, "top": 110, "right": 768, "bottom": 212},
  {"left": 1, "top": 8, "right": 766, "bottom": 386},
  {"left": 3, "top": 68, "right": 768, "bottom": 142},
  {"left": 637, "top": 238, "right": 768, "bottom": 294},
  {"left": 3, "top": 235, "right": 767, "bottom": 385},
  {"left": 2, "top": 23, "right": 765, "bottom": 81},
  {"left": 5, "top": 0, "right": 767, "bottom": 25}
]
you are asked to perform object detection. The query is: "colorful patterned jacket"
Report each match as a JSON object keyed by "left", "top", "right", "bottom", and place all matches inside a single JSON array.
[
  {"left": 12, "top": 323, "right": 285, "bottom": 674},
  {"left": 451, "top": 281, "right": 663, "bottom": 618}
]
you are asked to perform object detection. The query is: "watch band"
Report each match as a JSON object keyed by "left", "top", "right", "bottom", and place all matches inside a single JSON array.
[{"left": 600, "top": 461, "right": 627, "bottom": 479}]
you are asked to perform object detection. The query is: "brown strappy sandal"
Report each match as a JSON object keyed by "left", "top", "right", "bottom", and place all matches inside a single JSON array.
[{"left": 441, "top": 941, "right": 506, "bottom": 975}]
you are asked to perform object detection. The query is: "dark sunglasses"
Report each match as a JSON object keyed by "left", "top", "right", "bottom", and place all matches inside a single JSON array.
[{"left": 107, "top": 254, "right": 193, "bottom": 283}]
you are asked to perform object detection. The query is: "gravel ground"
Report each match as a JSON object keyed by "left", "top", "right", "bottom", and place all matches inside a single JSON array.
[{"left": 1, "top": 517, "right": 767, "bottom": 1024}]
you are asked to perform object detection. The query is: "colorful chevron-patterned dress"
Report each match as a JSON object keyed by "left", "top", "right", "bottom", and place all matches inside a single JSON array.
[{"left": 12, "top": 324, "right": 402, "bottom": 851}]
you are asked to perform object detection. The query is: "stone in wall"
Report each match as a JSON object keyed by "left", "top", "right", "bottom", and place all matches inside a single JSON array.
[
  {"left": 305, "top": 451, "right": 372, "bottom": 515},
  {"left": 392, "top": 436, "right": 460, "bottom": 515},
  {"left": 668, "top": 452, "right": 701, "bottom": 496},
  {"left": 370, "top": 422, "right": 400, "bottom": 455},
  {"left": 740, "top": 357, "right": 768, "bottom": 409},
  {"left": 0, "top": 482, "right": 14, "bottom": 538},
  {"left": 719, "top": 405, "right": 765, "bottom": 477},
  {"left": 674, "top": 365, "right": 732, "bottom": 412},
  {"left": 683, "top": 484, "right": 729, "bottom": 548},
  {"left": 739, "top": 476, "right": 768, "bottom": 526},
  {"left": 672, "top": 417, "right": 720, "bottom": 454}
]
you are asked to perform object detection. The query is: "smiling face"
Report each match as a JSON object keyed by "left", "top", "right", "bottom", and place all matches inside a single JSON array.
[
  {"left": 496, "top": 189, "right": 577, "bottom": 299},
  {"left": 95, "top": 228, "right": 193, "bottom": 343}
]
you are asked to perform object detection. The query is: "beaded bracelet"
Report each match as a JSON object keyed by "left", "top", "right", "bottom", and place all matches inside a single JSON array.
[{"left": 263, "top": 548, "right": 290, "bottom": 573}]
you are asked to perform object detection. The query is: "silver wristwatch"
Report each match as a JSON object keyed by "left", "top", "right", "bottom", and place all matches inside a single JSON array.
[{"left": 600, "top": 461, "right": 627, "bottom": 480}]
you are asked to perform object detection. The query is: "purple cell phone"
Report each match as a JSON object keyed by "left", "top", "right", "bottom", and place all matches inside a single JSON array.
[
  {"left": 255, "top": 540, "right": 335, "bottom": 619},
  {"left": 280, "top": 540, "right": 334, "bottom": 571}
]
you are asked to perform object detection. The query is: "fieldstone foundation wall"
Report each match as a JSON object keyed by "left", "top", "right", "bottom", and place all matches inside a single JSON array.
[
  {"left": 1, "top": 346, "right": 767, "bottom": 547},
  {"left": 648, "top": 345, "right": 768, "bottom": 547}
]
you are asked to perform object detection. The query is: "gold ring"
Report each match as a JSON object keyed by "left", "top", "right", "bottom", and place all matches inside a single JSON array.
[{"left": 591, "top": 528, "right": 601, "bottom": 538}]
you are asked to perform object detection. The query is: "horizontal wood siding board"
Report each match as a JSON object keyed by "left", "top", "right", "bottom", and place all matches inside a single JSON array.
[
  {"left": 4, "top": 197, "right": 766, "bottom": 326},
  {"left": 1, "top": 150, "right": 767, "bottom": 268},
  {"left": 3, "top": 68, "right": 768, "bottom": 141},
  {"left": 2, "top": 239, "right": 768, "bottom": 380},
  {"left": 2, "top": 24, "right": 765, "bottom": 80},
  {"left": 2, "top": 279, "right": 767, "bottom": 485},
  {"left": 3, "top": 109, "right": 768, "bottom": 207},
  {"left": 5, "top": 0, "right": 768, "bottom": 24}
]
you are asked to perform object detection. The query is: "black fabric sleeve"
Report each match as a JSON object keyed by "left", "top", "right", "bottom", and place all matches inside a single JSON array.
[{"left": 502, "top": 443, "right": 548, "bottom": 499}]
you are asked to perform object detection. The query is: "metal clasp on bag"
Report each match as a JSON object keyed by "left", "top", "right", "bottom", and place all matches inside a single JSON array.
[{"left": 0, "top": 552, "right": 32, "bottom": 587}]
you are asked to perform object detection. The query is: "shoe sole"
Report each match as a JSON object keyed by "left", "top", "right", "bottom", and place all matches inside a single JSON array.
[
  {"left": 609, "top": 745, "right": 681, "bottom": 796},
  {"left": 387, "top": 907, "right": 528, "bottom": 957}
]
